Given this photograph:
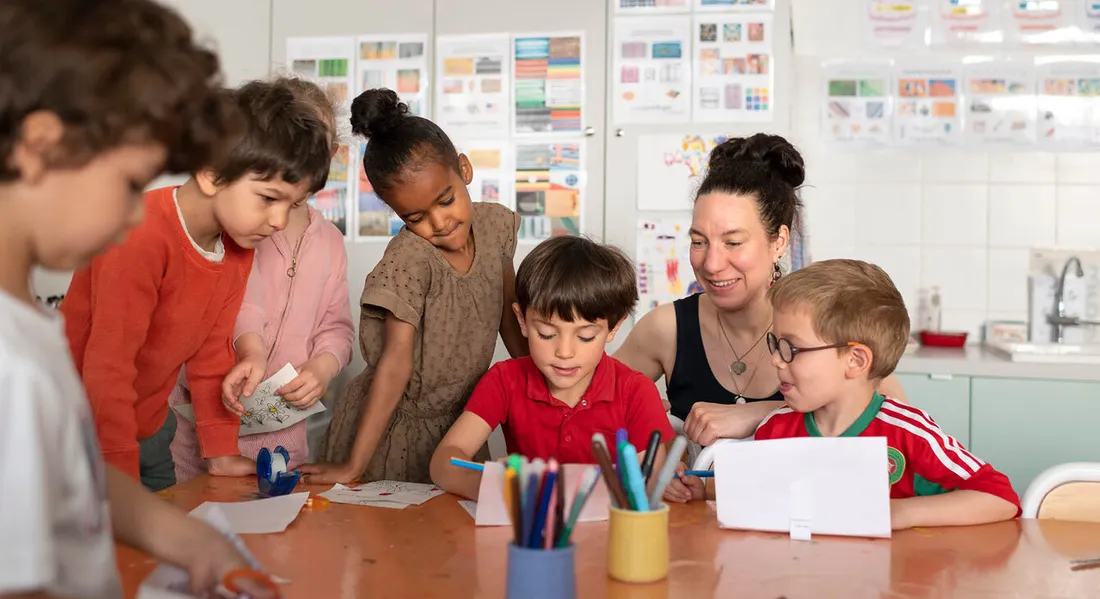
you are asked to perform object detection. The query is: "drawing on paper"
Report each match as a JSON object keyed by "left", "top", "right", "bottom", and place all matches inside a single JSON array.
[{"left": 636, "top": 217, "right": 697, "bottom": 319}]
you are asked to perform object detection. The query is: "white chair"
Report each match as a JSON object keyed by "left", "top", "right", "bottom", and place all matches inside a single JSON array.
[
  {"left": 690, "top": 438, "right": 745, "bottom": 471},
  {"left": 1021, "top": 462, "right": 1100, "bottom": 523},
  {"left": 667, "top": 412, "right": 702, "bottom": 466}
]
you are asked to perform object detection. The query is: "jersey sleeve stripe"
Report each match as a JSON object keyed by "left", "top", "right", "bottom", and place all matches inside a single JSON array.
[
  {"left": 880, "top": 400, "right": 985, "bottom": 469},
  {"left": 754, "top": 406, "right": 794, "bottom": 435},
  {"left": 875, "top": 412, "right": 977, "bottom": 479}
]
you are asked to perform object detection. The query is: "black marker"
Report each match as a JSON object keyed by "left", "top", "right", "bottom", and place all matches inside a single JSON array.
[{"left": 640, "top": 429, "right": 662, "bottom": 483}]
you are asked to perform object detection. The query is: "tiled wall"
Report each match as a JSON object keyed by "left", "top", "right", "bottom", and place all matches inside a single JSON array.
[{"left": 785, "top": 55, "right": 1100, "bottom": 343}]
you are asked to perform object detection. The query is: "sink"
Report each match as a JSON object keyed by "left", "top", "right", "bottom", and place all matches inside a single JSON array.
[{"left": 985, "top": 341, "right": 1100, "bottom": 365}]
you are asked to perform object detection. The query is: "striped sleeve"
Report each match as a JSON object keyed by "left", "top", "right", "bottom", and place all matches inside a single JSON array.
[
  {"left": 877, "top": 399, "right": 1021, "bottom": 515},
  {"left": 753, "top": 406, "right": 796, "bottom": 440}
]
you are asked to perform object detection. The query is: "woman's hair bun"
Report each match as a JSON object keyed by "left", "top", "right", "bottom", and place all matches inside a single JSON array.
[
  {"left": 350, "top": 88, "right": 408, "bottom": 138},
  {"left": 707, "top": 133, "right": 805, "bottom": 189}
]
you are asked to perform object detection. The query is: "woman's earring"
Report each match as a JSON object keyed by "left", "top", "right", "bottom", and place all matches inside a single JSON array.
[{"left": 770, "top": 261, "right": 782, "bottom": 287}]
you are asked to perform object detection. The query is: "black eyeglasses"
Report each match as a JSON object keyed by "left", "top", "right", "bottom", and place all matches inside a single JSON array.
[{"left": 766, "top": 332, "right": 857, "bottom": 363}]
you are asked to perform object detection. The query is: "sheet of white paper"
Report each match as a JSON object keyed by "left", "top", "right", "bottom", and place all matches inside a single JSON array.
[
  {"left": 189, "top": 492, "right": 308, "bottom": 535},
  {"left": 714, "top": 437, "right": 892, "bottom": 539},
  {"left": 473, "top": 462, "right": 610, "bottom": 527},
  {"left": 172, "top": 363, "right": 326, "bottom": 437},
  {"left": 459, "top": 500, "right": 478, "bottom": 519},
  {"left": 318, "top": 483, "right": 440, "bottom": 508}
]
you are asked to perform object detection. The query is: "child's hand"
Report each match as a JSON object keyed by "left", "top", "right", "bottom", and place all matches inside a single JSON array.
[
  {"left": 663, "top": 461, "right": 705, "bottom": 503},
  {"left": 299, "top": 461, "right": 361, "bottom": 485},
  {"left": 222, "top": 353, "right": 267, "bottom": 416},
  {"left": 278, "top": 355, "right": 338, "bottom": 409},
  {"left": 178, "top": 520, "right": 277, "bottom": 598},
  {"left": 207, "top": 455, "right": 256, "bottom": 477}
]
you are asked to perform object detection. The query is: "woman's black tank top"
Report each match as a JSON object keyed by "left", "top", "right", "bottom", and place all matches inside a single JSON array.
[{"left": 666, "top": 293, "right": 784, "bottom": 422}]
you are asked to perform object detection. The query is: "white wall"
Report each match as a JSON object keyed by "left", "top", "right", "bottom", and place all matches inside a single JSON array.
[{"left": 790, "top": 0, "right": 1100, "bottom": 342}]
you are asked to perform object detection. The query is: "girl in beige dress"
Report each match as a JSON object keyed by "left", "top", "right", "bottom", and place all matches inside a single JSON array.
[{"left": 301, "top": 89, "right": 527, "bottom": 484}]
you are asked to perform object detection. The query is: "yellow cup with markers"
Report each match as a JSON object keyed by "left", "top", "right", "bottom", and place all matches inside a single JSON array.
[{"left": 607, "top": 503, "right": 670, "bottom": 583}]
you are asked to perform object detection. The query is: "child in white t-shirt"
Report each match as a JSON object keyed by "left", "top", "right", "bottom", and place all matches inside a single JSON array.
[{"left": 0, "top": 1, "right": 274, "bottom": 597}]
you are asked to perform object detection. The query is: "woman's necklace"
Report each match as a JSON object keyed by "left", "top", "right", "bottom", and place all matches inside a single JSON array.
[{"left": 715, "top": 309, "right": 770, "bottom": 377}]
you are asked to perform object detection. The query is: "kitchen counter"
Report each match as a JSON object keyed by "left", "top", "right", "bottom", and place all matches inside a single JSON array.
[{"left": 897, "top": 345, "right": 1100, "bottom": 382}]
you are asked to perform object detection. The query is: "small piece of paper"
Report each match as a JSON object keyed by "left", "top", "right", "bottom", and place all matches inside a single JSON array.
[
  {"left": 458, "top": 500, "right": 477, "bottom": 519},
  {"left": 714, "top": 437, "right": 891, "bottom": 539},
  {"left": 190, "top": 492, "right": 308, "bottom": 535},
  {"left": 472, "top": 462, "right": 610, "bottom": 527},
  {"left": 173, "top": 363, "right": 326, "bottom": 436},
  {"left": 318, "top": 482, "right": 443, "bottom": 508}
]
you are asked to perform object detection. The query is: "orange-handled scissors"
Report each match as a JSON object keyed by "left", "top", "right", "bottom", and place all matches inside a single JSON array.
[{"left": 220, "top": 568, "right": 282, "bottom": 599}]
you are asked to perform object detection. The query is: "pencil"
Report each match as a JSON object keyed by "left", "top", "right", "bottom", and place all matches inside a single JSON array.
[
  {"left": 531, "top": 459, "right": 558, "bottom": 548},
  {"left": 503, "top": 467, "right": 520, "bottom": 544},
  {"left": 591, "top": 433, "right": 629, "bottom": 509},
  {"left": 449, "top": 457, "right": 484, "bottom": 472},
  {"left": 556, "top": 466, "right": 600, "bottom": 547}
]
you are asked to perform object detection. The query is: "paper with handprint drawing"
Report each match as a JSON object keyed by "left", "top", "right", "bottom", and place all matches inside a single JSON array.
[{"left": 172, "top": 363, "right": 325, "bottom": 435}]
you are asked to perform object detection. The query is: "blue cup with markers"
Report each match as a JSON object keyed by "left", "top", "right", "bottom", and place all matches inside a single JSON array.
[{"left": 506, "top": 542, "right": 576, "bottom": 599}]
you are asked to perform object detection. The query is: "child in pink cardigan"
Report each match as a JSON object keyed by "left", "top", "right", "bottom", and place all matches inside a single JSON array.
[{"left": 169, "top": 201, "right": 354, "bottom": 481}]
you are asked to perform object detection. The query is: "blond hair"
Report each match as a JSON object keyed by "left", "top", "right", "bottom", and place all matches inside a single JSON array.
[
  {"left": 768, "top": 259, "right": 910, "bottom": 379},
  {"left": 279, "top": 76, "right": 338, "bottom": 149}
]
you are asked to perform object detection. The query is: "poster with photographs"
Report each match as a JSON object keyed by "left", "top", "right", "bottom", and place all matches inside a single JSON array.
[
  {"left": 356, "top": 34, "right": 430, "bottom": 117},
  {"left": 286, "top": 37, "right": 355, "bottom": 107},
  {"left": 613, "top": 15, "right": 692, "bottom": 124},
  {"left": 1004, "top": 0, "right": 1074, "bottom": 45},
  {"left": 892, "top": 62, "right": 964, "bottom": 145},
  {"left": 822, "top": 61, "right": 892, "bottom": 145},
  {"left": 513, "top": 33, "right": 584, "bottom": 136},
  {"left": 355, "top": 144, "right": 404, "bottom": 241},
  {"left": 963, "top": 61, "right": 1037, "bottom": 147},
  {"left": 1037, "top": 59, "right": 1100, "bottom": 149},
  {"left": 865, "top": 0, "right": 927, "bottom": 48},
  {"left": 695, "top": 0, "right": 774, "bottom": 12},
  {"left": 436, "top": 34, "right": 511, "bottom": 139},
  {"left": 693, "top": 13, "right": 774, "bottom": 123},
  {"left": 636, "top": 217, "right": 699, "bottom": 320},
  {"left": 456, "top": 141, "right": 514, "bottom": 210},
  {"left": 308, "top": 144, "right": 353, "bottom": 239},
  {"left": 929, "top": 0, "right": 1003, "bottom": 46},
  {"left": 513, "top": 141, "right": 584, "bottom": 241},
  {"left": 616, "top": 0, "right": 690, "bottom": 13}
]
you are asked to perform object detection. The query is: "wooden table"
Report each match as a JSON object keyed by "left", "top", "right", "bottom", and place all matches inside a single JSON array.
[{"left": 119, "top": 475, "right": 1100, "bottom": 598}]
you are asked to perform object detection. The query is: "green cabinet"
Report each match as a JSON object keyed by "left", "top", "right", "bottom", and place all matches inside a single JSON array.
[
  {"left": 894, "top": 373, "right": 971, "bottom": 447},
  {"left": 970, "top": 378, "right": 1100, "bottom": 495}
]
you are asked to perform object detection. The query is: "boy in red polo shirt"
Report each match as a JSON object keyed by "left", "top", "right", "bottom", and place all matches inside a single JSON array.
[
  {"left": 752, "top": 259, "right": 1019, "bottom": 529},
  {"left": 430, "top": 236, "right": 674, "bottom": 500}
]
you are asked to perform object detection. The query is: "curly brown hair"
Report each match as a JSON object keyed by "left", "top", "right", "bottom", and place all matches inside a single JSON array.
[{"left": 0, "top": 0, "right": 239, "bottom": 181}]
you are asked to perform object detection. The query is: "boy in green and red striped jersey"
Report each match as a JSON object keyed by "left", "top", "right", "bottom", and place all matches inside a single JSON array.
[{"left": 753, "top": 259, "right": 1019, "bottom": 530}]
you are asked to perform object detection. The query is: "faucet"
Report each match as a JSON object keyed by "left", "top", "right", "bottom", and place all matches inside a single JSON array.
[{"left": 1049, "top": 256, "right": 1100, "bottom": 343}]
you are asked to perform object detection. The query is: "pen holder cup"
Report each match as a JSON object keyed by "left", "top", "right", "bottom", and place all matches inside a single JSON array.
[
  {"left": 506, "top": 543, "right": 577, "bottom": 599},
  {"left": 607, "top": 504, "right": 670, "bottom": 583}
]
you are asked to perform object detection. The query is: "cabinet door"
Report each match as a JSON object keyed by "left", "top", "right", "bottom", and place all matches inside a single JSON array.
[
  {"left": 971, "top": 378, "right": 1100, "bottom": 495},
  {"left": 893, "top": 373, "right": 971, "bottom": 447}
]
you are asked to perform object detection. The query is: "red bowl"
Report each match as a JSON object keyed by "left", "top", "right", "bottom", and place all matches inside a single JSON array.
[{"left": 919, "top": 330, "right": 968, "bottom": 348}]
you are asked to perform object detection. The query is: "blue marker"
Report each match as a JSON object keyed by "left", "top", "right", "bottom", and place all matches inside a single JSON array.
[
  {"left": 674, "top": 470, "right": 714, "bottom": 479},
  {"left": 449, "top": 457, "right": 484, "bottom": 472},
  {"left": 617, "top": 443, "right": 650, "bottom": 512}
]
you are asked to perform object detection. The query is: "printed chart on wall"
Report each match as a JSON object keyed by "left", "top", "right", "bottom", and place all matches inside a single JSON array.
[
  {"left": 930, "top": 0, "right": 1001, "bottom": 46},
  {"left": 513, "top": 34, "right": 584, "bottom": 136},
  {"left": 357, "top": 34, "right": 430, "bottom": 117},
  {"left": 355, "top": 144, "right": 404, "bottom": 242},
  {"left": 613, "top": 16, "right": 692, "bottom": 124},
  {"left": 1082, "top": 0, "right": 1100, "bottom": 40},
  {"left": 286, "top": 37, "right": 355, "bottom": 112},
  {"left": 636, "top": 217, "right": 700, "bottom": 320},
  {"left": 636, "top": 134, "right": 728, "bottom": 211},
  {"left": 693, "top": 14, "right": 774, "bottom": 123},
  {"left": 1037, "top": 60, "right": 1100, "bottom": 149},
  {"left": 616, "top": 0, "right": 689, "bottom": 13},
  {"left": 964, "top": 61, "right": 1037, "bottom": 147},
  {"left": 696, "top": 0, "right": 773, "bottom": 11},
  {"left": 893, "top": 63, "right": 963, "bottom": 145},
  {"left": 1005, "top": 0, "right": 1073, "bottom": 45},
  {"left": 309, "top": 144, "right": 353, "bottom": 239},
  {"left": 436, "top": 35, "right": 511, "bottom": 139},
  {"left": 865, "top": 1, "right": 925, "bottom": 48},
  {"left": 457, "top": 141, "right": 514, "bottom": 211},
  {"left": 822, "top": 62, "right": 892, "bottom": 145},
  {"left": 514, "top": 141, "right": 583, "bottom": 240}
]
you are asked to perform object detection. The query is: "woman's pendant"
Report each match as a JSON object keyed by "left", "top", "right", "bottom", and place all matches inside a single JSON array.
[{"left": 730, "top": 360, "right": 747, "bottom": 376}]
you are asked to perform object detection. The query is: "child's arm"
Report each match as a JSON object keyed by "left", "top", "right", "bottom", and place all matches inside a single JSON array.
[
  {"left": 186, "top": 271, "right": 252, "bottom": 477},
  {"left": 222, "top": 262, "right": 269, "bottom": 411},
  {"left": 278, "top": 241, "right": 355, "bottom": 408},
  {"left": 430, "top": 413, "right": 495, "bottom": 500},
  {"left": 891, "top": 491, "right": 1018, "bottom": 530},
  {"left": 106, "top": 466, "right": 273, "bottom": 597},
  {"left": 499, "top": 260, "right": 528, "bottom": 358},
  {"left": 300, "top": 313, "right": 415, "bottom": 484}
]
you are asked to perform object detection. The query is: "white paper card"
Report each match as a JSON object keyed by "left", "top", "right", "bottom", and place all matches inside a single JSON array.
[
  {"left": 190, "top": 492, "right": 308, "bottom": 535},
  {"left": 319, "top": 481, "right": 444, "bottom": 508},
  {"left": 714, "top": 437, "right": 892, "bottom": 539},
  {"left": 173, "top": 363, "right": 326, "bottom": 436},
  {"left": 459, "top": 499, "right": 478, "bottom": 519}
]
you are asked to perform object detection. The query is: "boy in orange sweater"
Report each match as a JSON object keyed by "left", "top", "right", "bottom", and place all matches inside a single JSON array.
[
  {"left": 62, "top": 79, "right": 332, "bottom": 490},
  {"left": 0, "top": 1, "right": 274, "bottom": 596}
]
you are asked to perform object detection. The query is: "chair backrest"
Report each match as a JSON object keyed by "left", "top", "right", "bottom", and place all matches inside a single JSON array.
[
  {"left": 691, "top": 438, "right": 746, "bottom": 471},
  {"left": 1021, "top": 463, "right": 1100, "bottom": 522},
  {"left": 667, "top": 412, "right": 702, "bottom": 465}
]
